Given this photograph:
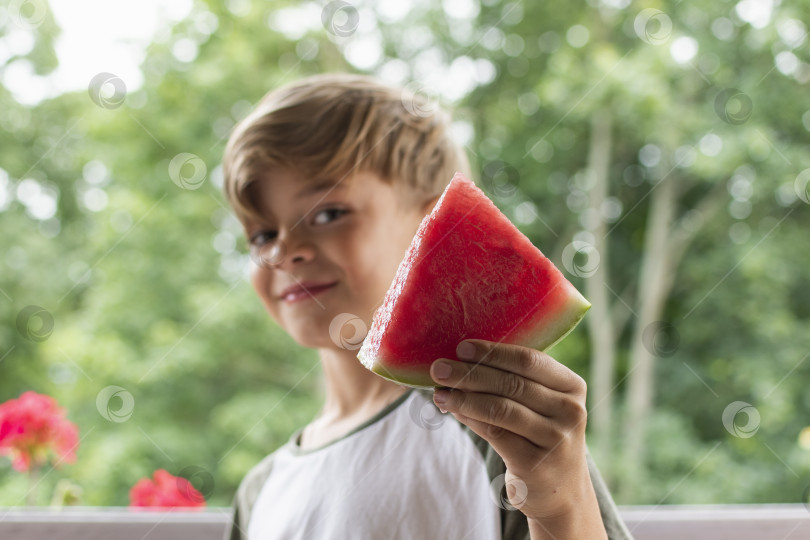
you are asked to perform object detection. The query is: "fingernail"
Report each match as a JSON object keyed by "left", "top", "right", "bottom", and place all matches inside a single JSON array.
[
  {"left": 433, "top": 360, "right": 452, "bottom": 380},
  {"left": 457, "top": 341, "right": 475, "bottom": 360},
  {"left": 434, "top": 390, "right": 448, "bottom": 413}
]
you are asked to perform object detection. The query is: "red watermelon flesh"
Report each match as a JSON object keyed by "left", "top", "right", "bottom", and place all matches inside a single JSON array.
[{"left": 357, "top": 172, "right": 591, "bottom": 389}]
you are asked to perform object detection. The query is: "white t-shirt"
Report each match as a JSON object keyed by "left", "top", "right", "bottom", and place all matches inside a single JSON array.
[
  {"left": 246, "top": 389, "right": 501, "bottom": 540},
  {"left": 226, "top": 388, "right": 634, "bottom": 540}
]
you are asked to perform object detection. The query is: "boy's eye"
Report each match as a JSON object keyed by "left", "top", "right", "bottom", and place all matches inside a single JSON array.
[
  {"left": 248, "top": 209, "right": 346, "bottom": 246},
  {"left": 249, "top": 230, "right": 277, "bottom": 246},
  {"left": 312, "top": 208, "right": 347, "bottom": 226}
]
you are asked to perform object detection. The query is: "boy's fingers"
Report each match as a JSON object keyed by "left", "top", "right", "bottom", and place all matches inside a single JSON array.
[
  {"left": 431, "top": 359, "right": 568, "bottom": 417},
  {"left": 439, "top": 390, "right": 557, "bottom": 450},
  {"left": 455, "top": 340, "right": 586, "bottom": 395}
]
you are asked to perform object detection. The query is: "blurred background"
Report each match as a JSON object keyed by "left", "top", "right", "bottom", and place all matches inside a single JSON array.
[{"left": 1, "top": 0, "right": 809, "bottom": 508}]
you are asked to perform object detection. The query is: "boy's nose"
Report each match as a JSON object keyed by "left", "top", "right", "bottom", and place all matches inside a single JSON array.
[
  {"left": 289, "top": 252, "right": 307, "bottom": 264},
  {"left": 276, "top": 232, "right": 316, "bottom": 269}
]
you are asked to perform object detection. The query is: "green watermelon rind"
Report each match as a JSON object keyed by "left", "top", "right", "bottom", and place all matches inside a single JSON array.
[
  {"left": 370, "top": 363, "right": 438, "bottom": 390},
  {"left": 516, "top": 283, "right": 592, "bottom": 352}
]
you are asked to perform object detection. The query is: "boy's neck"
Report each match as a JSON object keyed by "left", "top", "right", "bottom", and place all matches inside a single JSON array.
[{"left": 315, "top": 347, "right": 409, "bottom": 420}]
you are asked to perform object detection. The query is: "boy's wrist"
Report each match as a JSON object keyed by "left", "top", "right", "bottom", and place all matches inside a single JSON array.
[
  {"left": 527, "top": 510, "right": 609, "bottom": 540},
  {"left": 525, "top": 485, "right": 608, "bottom": 540}
]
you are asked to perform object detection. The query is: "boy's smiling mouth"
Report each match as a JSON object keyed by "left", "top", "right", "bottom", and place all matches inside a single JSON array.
[{"left": 278, "top": 281, "right": 338, "bottom": 303}]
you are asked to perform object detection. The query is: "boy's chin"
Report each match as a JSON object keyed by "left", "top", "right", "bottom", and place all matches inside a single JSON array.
[
  {"left": 281, "top": 321, "right": 329, "bottom": 349},
  {"left": 283, "top": 312, "right": 371, "bottom": 353}
]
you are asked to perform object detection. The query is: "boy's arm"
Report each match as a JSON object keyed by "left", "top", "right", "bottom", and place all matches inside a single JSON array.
[
  {"left": 525, "top": 459, "right": 608, "bottom": 540},
  {"left": 524, "top": 451, "right": 633, "bottom": 540}
]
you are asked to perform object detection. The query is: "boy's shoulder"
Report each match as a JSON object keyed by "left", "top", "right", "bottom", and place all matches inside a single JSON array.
[
  {"left": 225, "top": 438, "right": 294, "bottom": 540},
  {"left": 234, "top": 448, "right": 279, "bottom": 513},
  {"left": 236, "top": 448, "right": 279, "bottom": 502}
]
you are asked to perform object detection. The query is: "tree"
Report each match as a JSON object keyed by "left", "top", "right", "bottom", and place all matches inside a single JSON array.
[{"left": 2, "top": 0, "right": 808, "bottom": 507}]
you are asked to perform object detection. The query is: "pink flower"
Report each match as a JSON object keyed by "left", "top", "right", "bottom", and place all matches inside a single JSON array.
[
  {"left": 129, "top": 469, "right": 206, "bottom": 510},
  {"left": 0, "top": 391, "right": 79, "bottom": 472}
]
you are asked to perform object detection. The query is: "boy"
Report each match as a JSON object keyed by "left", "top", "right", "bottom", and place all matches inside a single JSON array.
[{"left": 221, "top": 73, "right": 633, "bottom": 539}]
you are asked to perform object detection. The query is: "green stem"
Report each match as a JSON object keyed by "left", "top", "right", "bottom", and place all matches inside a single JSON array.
[{"left": 26, "top": 465, "right": 39, "bottom": 506}]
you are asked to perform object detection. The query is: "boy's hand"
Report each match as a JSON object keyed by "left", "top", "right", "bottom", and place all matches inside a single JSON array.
[{"left": 430, "top": 340, "right": 607, "bottom": 537}]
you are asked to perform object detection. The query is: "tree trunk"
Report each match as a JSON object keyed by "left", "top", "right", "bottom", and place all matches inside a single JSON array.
[
  {"left": 620, "top": 172, "right": 678, "bottom": 497},
  {"left": 584, "top": 109, "right": 616, "bottom": 471}
]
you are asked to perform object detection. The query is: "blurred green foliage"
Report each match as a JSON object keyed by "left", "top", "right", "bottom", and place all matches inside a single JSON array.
[{"left": 1, "top": 0, "right": 809, "bottom": 507}]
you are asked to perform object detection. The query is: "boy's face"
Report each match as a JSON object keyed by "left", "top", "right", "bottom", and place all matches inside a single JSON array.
[{"left": 243, "top": 167, "right": 433, "bottom": 350}]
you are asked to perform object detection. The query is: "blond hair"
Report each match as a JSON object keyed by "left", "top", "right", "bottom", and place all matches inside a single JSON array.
[{"left": 221, "top": 73, "right": 470, "bottom": 226}]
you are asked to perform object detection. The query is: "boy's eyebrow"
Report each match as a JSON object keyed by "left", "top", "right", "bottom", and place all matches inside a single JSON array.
[{"left": 297, "top": 179, "right": 345, "bottom": 200}]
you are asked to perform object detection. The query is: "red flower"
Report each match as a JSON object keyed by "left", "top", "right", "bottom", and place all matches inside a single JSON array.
[
  {"left": 0, "top": 391, "right": 79, "bottom": 472},
  {"left": 129, "top": 469, "right": 206, "bottom": 510}
]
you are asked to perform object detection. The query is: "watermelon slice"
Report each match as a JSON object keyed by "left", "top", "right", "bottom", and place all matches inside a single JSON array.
[{"left": 357, "top": 172, "right": 591, "bottom": 389}]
